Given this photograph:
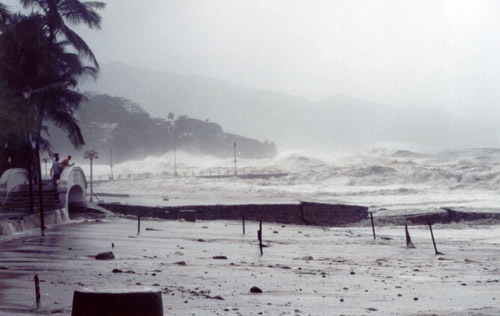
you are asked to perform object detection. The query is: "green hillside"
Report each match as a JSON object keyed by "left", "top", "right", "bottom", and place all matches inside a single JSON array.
[{"left": 49, "top": 94, "right": 276, "bottom": 163}]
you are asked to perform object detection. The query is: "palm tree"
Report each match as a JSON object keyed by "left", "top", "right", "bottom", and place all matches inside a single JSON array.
[
  {"left": 0, "top": 4, "right": 103, "bottom": 230},
  {"left": 20, "top": 0, "right": 105, "bottom": 68},
  {"left": 0, "top": 3, "right": 10, "bottom": 25}
]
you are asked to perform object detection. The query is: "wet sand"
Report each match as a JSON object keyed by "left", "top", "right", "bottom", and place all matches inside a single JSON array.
[{"left": 0, "top": 216, "right": 499, "bottom": 315}]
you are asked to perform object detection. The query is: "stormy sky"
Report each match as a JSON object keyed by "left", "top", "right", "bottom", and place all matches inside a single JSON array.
[{"left": 6, "top": 0, "right": 500, "bottom": 126}]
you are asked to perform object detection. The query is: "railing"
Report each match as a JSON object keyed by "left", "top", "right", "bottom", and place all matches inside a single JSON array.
[{"left": 93, "top": 168, "right": 289, "bottom": 182}]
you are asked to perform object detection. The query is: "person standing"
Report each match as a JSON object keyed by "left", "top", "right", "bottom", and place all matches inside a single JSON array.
[
  {"left": 60, "top": 155, "right": 74, "bottom": 172},
  {"left": 51, "top": 153, "right": 60, "bottom": 185}
]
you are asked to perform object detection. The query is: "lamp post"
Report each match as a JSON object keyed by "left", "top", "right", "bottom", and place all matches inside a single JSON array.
[
  {"left": 84, "top": 148, "right": 99, "bottom": 202},
  {"left": 233, "top": 142, "right": 238, "bottom": 176},
  {"left": 109, "top": 148, "right": 113, "bottom": 180},
  {"left": 174, "top": 147, "right": 177, "bottom": 177}
]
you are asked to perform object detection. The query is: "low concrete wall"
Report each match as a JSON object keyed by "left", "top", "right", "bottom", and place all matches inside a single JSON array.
[
  {"left": 99, "top": 202, "right": 369, "bottom": 226},
  {"left": 0, "top": 209, "right": 70, "bottom": 237}
]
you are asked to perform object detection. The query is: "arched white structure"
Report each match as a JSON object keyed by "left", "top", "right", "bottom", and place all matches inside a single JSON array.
[
  {"left": 57, "top": 166, "right": 87, "bottom": 210},
  {"left": 0, "top": 168, "right": 30, "bottom": 204}
]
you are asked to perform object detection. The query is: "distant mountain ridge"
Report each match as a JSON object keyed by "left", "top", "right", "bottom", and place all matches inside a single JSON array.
[{"left": 82, "top": 62, "right": 499, "bottom": 151}]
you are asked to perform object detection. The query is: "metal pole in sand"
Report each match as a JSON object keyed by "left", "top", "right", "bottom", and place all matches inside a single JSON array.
[
  {"left": 137, "top": 216, "right": 141, "bottom": 236},
  {"left": 242, "top": 212, "right": 245, "bottom": 235},
  {"left": 370, "top": 212, "right": 376, "bottom": 239},
  {"left": 34, "top": 274, "right": 40, "bottom": 308},
  {"left": 405, "top": 223, "right": 416, "bottom": 248},
  {"left": 258, "top": 220, "right": 263, "bottom": 255},
  {"left": 428, "top": 222, "right": 443, "bottom": 255}
]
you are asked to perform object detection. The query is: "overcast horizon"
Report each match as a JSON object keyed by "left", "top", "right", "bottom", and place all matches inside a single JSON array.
[{"left": 5, "top": 0, "right": 500, "bottom": 127}]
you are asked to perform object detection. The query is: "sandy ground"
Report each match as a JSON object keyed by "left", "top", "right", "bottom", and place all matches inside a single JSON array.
[{"left": 0, "top": 216, "right": 499, "bottom": 316}]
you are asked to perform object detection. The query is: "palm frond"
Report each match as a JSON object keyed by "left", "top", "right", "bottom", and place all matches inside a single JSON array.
[
  {"left": 60, "top": 0, "right": 104, "bottom": 30},
  {"left": 0, "top": 3, "right": 11, "bottom": 25},
  {"left": 83, "top": 2, "right": 106, "bottom": 10},
  {"left": 60, "top": 24, "right": 98, "bottom": 67},
  {"left": 38, "top": 135, "right": 52, "bottom": 153},
  {"left": 45, "top": 107, "right": 85, "bottom": 148}
]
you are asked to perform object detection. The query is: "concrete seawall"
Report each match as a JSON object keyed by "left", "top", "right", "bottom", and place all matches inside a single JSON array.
[
  {"left": 0, "top": 209, "right": 70, "bottom": 237},
  {"left": 99, "top": 201, "right": 369, "bottom": 226}
]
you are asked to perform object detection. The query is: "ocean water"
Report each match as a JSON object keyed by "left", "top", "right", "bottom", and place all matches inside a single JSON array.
[{"left": 85, "top": 146, "right": 500, "bottom": 215}]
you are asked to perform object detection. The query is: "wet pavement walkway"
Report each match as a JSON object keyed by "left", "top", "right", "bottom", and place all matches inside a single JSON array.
[{"left": 0, "top": 216, "right": 499, "bottom": 315}]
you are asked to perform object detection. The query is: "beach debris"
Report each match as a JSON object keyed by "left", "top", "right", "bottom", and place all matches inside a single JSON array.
[
  {"left": 95, "top": 251, "right": 115, "bottom": 260},
  {"left": 294, "top": 256, "right": 314, "bottom": 261},
  {"left": 111, "top": 268, "right": 135, "bottom": 274},
  {"left": 250, "top": 286, "right": 262, "bottom": 293},
  {"left": 212, "top": 256, "right": 228, "bottom": 260},
  {"left": 174, "top": 261, "right": 187, "bottom": 266}
]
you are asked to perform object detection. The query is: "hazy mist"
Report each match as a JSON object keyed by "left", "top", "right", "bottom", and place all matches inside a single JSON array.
[
  {"left": 6, "top": 0, "right": 500, "bottom": 150},
  {"left": 79, "top": 1, "right": 500, "bottom": 119}
]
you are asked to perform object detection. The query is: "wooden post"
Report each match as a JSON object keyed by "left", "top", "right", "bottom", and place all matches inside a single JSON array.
[
  {"left": 405, "top": 223, "right": 416, "bottom": 248},
  {"left": 34, "top": 274, "right": 40, "bottom": 308},
  {"left": 137, "top": 216, "right": 141, "bottom": 236},
  {"left": 428, "top": 222, "right": 443, "bottom": 255},
  {"left": 370, "top": 212, "right": 376, "bottom": 239},
  {"left": 242, "top": 212, "right": 245, "bottom": 235},
  {"left": 258, "top": 220, "right": 263, "bottom": 255}
]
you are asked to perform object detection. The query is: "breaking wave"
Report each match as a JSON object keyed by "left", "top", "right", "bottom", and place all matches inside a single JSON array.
[{"left": 89, "top": 146, "right": 500, "bottom": 212}]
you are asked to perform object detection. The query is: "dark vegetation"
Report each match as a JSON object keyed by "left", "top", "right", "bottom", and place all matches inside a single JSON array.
[
  {"left": 0, "top": 0, "right": 105, "bottom": 177},
  {"left": 49, "top": 94, "right": 277, "bottom": 163}
]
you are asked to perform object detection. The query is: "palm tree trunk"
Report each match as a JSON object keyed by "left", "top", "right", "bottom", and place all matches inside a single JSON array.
[
  {"left": 25, "top": 107, "right": 35, "bottom": 214},
  {"left": 34, "top": 107, "right": 45, "bottom": 232}
]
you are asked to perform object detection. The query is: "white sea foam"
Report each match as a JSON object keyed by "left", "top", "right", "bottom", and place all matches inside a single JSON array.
[{"left": 84, "top": 147, "right": 500, "bottom": 213}]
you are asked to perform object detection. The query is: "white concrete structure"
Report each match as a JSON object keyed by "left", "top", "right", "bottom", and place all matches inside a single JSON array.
[
  {"left": 0, "top": 167, "right": 87, "bottom": 211},
  {"left": 57, "top": 166, "right": 87, "bottom": 210},
  {"left": 0, "top": 168, "right": 30, "bottom": 204}
]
